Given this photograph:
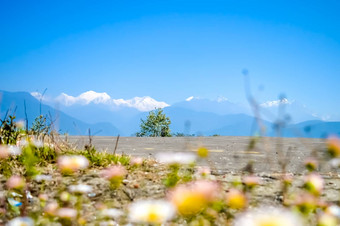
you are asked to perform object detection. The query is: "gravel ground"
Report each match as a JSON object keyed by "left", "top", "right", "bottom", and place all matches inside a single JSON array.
[{"left": 65, "top": 136, "right": 330, "bottom": 173}]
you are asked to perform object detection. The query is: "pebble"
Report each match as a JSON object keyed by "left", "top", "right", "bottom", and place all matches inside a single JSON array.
[{"left": 88, "top": 193, "right": 97, "bottom": 197}]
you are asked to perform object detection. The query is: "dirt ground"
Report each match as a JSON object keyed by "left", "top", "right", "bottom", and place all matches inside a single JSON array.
[{"left": 65, "top": 136, "right": 330, "bottom": 173}]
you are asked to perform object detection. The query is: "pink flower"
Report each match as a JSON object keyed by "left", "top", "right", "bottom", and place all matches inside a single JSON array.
[
  {"left": 195, "top": 166, "right": 211, "bottom": 178},
  {"left": 57, "top": 208, "right": 77, "bottom": 219},
  {"left": 44, "top": 202, "right": 59, "bottom": 216},
  {"left": 7, "top": 175, "right": 25, "bottom": 190},
  {"left": 101, "top": 165, "right": 127, "bottom": 189},
  {"left": 130, "top": 157, "right": 144, "bottom": 166},
  {"left": 101, "top": 165, "right": 127, "bottom": 180},
  {"left": 0, "top": 145, "right": 9, "bottom": 159},
  {"left": 192, "top": 180, "right": 222, "bottom": 202},
  {"left": 243, "top": 175, "right": 261, "bottom": 190},
  {"left": 304, "top": 173, "right": 324, "bottom": 196}
]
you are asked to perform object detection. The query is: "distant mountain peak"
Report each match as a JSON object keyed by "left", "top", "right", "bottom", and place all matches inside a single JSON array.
[
  {"left": 112, "top": 96, "right": 169, "bottom": 111},
  {"left": 185, "top": 96, "right": 194, "bottom": 101},
  {"left": 55, "top": 91, "right": 111, "bottom": 106},
  {"left": 185, "top": 96, "right": 200, "bottom": 102},
  {"left": 216, "top": 96, "right": 229, "bottom": 103},
  {"left": 78, "top": 91, "right": 111, "bottom": 104},
  {"left": 185, "top": 96, "right": 229, "bottom": 103},
  {"left": 51, "top": 91, "right": 169, "bottom": 112},
  {"left": 260, "top": 98, "right": 292, "bottom": 108}
]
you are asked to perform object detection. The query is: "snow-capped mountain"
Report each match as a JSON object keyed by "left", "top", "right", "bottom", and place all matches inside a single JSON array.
[
  {"left": 258, "top": 98, "right": 321, "bottom": 123},
  {"left": 172, "top": 96, "right": 251, "bottom": 115},
  {"left": 0, "top": 90, "right": 120, "bottom": 135},
  {"left": 56, "top": 91, "right": 111, "bottom": 106},
  {"left": 53, "top": 91, "right": 169, "bottom": 112},
  {"left": 2, "top": 90, "right": 338, "bottom": 137}
]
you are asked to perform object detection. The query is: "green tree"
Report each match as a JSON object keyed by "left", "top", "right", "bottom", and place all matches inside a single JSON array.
[{"left": 136, "top": 108, "right": 171, "bottom": 137}]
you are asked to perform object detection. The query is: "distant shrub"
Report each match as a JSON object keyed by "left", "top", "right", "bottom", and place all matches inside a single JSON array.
[
  {"left": 0, "top": 114, "right": 21, "bottom": 145},
  {"left": 136, "top": 108, "right": 171, "bottom": 137}
]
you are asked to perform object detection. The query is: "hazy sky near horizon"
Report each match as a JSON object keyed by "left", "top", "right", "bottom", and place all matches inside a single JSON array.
[{"left": 0, "top": 1, "right": 339, "bottom": 117}]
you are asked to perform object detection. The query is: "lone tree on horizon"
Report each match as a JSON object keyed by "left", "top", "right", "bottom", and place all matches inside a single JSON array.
[{"left": 136, "top": 108, "right": 171, "bottom": 137}]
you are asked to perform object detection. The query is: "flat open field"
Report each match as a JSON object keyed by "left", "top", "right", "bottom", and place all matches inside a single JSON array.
[{"left": 65, "top": 136, "right": 329, "bottom": 174}]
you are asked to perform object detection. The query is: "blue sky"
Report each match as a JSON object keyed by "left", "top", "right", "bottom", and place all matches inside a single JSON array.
[{"left": 1, "top": 1, "right": 340, "bottom": 118}]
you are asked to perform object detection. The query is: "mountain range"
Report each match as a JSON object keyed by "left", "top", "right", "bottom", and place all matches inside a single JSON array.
[{"left": 1, "top": 90, "right": 339, "bottom": 138}]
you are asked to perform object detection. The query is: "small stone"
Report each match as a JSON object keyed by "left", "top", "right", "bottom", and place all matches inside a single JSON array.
[
  {"left": 133, "top": 184, "right": 139, "bottom": 189},
  {"left": 88, "top": 193, "right": 97, "bottom": 197}
]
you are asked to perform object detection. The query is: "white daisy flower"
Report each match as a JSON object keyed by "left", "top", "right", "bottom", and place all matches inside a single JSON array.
[
  {"left": 100, "top": 208, "right": 124, "bottom": 219},
  {"left": 57, "top": 155, "right": 89, "bottom": 173},
  {"left": 69, "top": 184, "right": 93, "bottom": 194},
  {"left": 155, "top": 152, "right": 196, "bottom": 165},
  {"left": 7, "top": 217, "right": 34, "bottom": 226},
  {"left": 8, "top": 145, "right": 21, "bottom": 156},
  {"left": 233, "top": 206, "right": 303, "bottom": 226},
  {"left": 34, "top": 174, "right": 52, "bottom": 182},
  {"left": 129, "top": 200, "right": 176, "bottom": 224},
  {"left": 57, "top": 208, "right": 77, "bottom": 219}
]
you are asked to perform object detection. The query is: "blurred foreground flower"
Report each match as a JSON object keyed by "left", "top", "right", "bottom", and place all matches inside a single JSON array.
[
  {"left": 31, "top": 139, "right": 43, "bottom": 148},
  {"left": 8, "top": 145, "right": 21, "bottom": 156},
  {"left": 327, "top": 136, "right": 340, "bottom": 158},
  {"left": 197, "top": 146, "right": 209, "bottom": 158},
  {"left": 17, "top": 139, "right": 28, "bottom": 148},
  {"left": 305, "top": 158, "right": 318, "bottom": 172},
  {"left": 59, "top": 191, "right": 71, "bottom": 202},
  {"left": 100, "top": 208, "right": 124, "bottom": 219},
  {"left": 34, "top": 174, "right": 52, "bottom": 182},
  {"left": 193, "top": 180, "right": 222, "bottom": 202},
  {"left": 243, "top": 175, "right": 261, "bottom": 191},
  {"left": 7, "top": 217, "right": 34, "bottom": 226},
  {"left": 38, "top": 193, "right": 48, "bottom": 202},
  {"left": 225, "top": 188, "right": 247, "bottom": 210},
  {"left": 69, "top": 184, "right": 93, "bottom": 195},
  {"left": 57, "top": 155, "right": 89, "bottom": 174},
  {"left": 44, "top": 202, "right": 59, "bottom": 217},
  {"left": 233, "top": 206, "right": 303, "bottom": 226},
  {"left": 57, "top": 207, "right": 77, "bottom": 219},
  {"left": 156, "top": 152, "right": 196, "bottom": 165},
  {"left": 130, "top": 157, "right": 143, "bottom": 166},
  {"left": 293, "top": 192, "right": 319, "bottom": 215},
  {"left": 195, "top": 166, "right": 211, "bottom": 178},
  {"left": 101, "top": 165, "right": 127, "bottom": 189},
  {"left": 326, "top": 205, "right": 340, "bottom": 219},
  {"left": 0, "top": 145, "right": 10, "bottom": 159},
  {"left": 283, "top": 173, "right": 293, "bottom": 185},
  {"left": 168, "top": 180, "right": 221, "bottom": 216},
  {"left": 15, "top": 120, "right": 25, "bottom": 130},
  {"left": 329, "top": 158, "right": 340, "bottom": 168},
  {"left": 318, "top": 212, "right": 338, "bottom": 226},
  {"left": 303, "top": 173, "right": 324, "bottom": 196},
  {"left": 129, "top": 200, "right": 176, "bottom": 224},
  {"left": 7, "top": 175, "right": 25, "bottom": 190}
]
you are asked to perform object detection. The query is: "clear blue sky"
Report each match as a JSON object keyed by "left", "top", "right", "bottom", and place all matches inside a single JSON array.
[{"left": 1, "top": 0, "right": 339, "bottom": 117}]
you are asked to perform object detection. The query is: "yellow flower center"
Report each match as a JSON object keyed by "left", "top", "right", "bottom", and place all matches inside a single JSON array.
[{"left": 147, "top": 206, "right": 161, "bottom": 223}]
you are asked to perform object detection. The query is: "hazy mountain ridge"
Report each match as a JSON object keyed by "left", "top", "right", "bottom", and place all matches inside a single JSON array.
[
  {"left": 1, "top": 90, "right": 339, "bottom": 138},
  {"left": 0, "top": 90, "right": 120, "bottom": 136}
]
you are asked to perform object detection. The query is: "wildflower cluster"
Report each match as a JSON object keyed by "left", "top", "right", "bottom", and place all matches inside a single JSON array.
[{"left": 1, "top": 124, "right": 340, "bottom": 225}]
